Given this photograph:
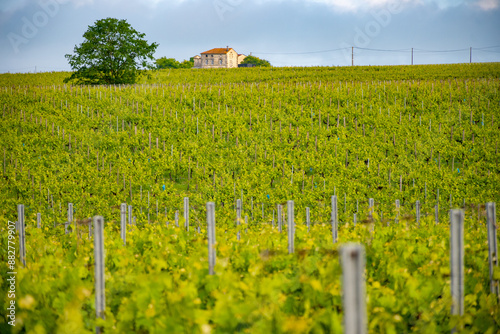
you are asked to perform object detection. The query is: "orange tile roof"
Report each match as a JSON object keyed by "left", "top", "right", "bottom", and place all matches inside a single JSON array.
[{"left": 201, "top": 48, "right": 234, "bottom": 54}]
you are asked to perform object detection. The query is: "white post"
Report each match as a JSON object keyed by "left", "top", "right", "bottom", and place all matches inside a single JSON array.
[
  {"left": 287, "top": 200, "right": 294, "bottom": 254},
  {"left": 36, "top": 212, "right": 41, "bottom": 228},
  {"left": 68, "top": 202, "right": 73, "bottom": 223},
  {"left": 306, "top": 207, "right": 310, "bottom": 232},
  {"left": 120, "top": 203, "right": 126, "bottom": 246},
  {"left": 93, "top": 216, "right": 106, "bottom": 334},
  {"left": 207, "top": 202, "right": 216, "bottom": 275},
  {"left": 332, "top": 195, "right": 338, "bottom": 243},
  {"left": 395, "top": 199, "right": 400, "bottom": 224},
  {"left": 486, "top": 202, "right": 499, "bottom": 296},
  {"left": 369, "top": 198, "right": 374, "bottom": 217},
  {"left": 184, "top": 197, "right": 189, "bottom": 231},
  {"left": 17, "top": 204, "right": 26, "bottom": 267},
  {"left": 277, "top": 204, "right": 282, "bottom": 233},
  {"left": 416, "top": 200, "right": 421, "bottom": 227},
  {"left": 66, "top": 202, "right": 73, "bottom": 234},
  {"left": 450, "top": 209, "right": 464, "bottom": 317},
  {"left": 340, "top": 243, "right": 367, "bottom": 334},
  {"left": 236, "top": 199, "right": 242, "bottom": 241}
]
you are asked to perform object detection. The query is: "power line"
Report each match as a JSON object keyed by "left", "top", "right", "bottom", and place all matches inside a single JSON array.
[
  {"left": 252, "top": 47, "right": 350, "bottom": 55},
  {"left": 253, "top": 45, "right": 500, "bottom": 56},
  {"left": 355, "top": 47, "right": 410, "bottom": 53},
  {"left": 414, "top": 48, "right": 469, "bottom": 53}
]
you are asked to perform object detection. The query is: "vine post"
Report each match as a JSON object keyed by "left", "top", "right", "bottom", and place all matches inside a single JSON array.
[
  {"left": 120, "top": 203, "right": 126, "bottom": 246},
  {"left": 184, "top": 197, "right": 189, "bottom": 231},
  {"left": 332, "top": 195, "right": 338, "bottom": 243},
  {"left": 306, "top": 207, "right": 310, "bottom": 232},
  {"left": 93, "top": 215, "right": 105, "bottom": 334},
  {"left": 450, "top": 209, "right": 464, "bottom": 319},
  {"left": 416, "top": 200, "right": 421, "bottom": 227},
  {"left": 395, "top": 199, "right": 400, "bottom": 224},
  {"left": 486, "top": 202, "right": 499, "bottom": 297},
  {"left": 340, "top": 243, "right": 367, "bottom": 334},
  {"left": 277, "top": 204, "right": 282, "bottom": 233},
  {"left": 236, "top": 199, "right": 242, "bottom": 241},
  {"left": 207, "top": 202, "right": 216, "bottom": 275},
  {"left": 17, "top": 204, "right": 26, "bottom": 267},
  {"left": 287, "top": 200, "right": 294, "bottom": 254}
]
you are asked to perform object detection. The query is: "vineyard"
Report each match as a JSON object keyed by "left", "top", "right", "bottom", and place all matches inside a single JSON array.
[{"left": 0, "top": 63, "right": 499, "bottom": 333}]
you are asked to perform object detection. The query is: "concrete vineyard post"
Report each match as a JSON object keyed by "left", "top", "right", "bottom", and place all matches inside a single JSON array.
[
  {"left": 450, "top": 209, "right": 464, "bottom": 317},
  {"left": 251, "top": 197, "right": 254, "bottom": 221},
  {"left": 416, "top": 200, "right": 421, "bottom": 227},
  {"left": 120, "top": 203, "right": 126, "bottom": 246},
  {"left": 66, "top": 202, "right": 73, "bottom": 234},
  {"left": 175, "top": 210, "right": 179, "bottom": 227},
  {"left": 332, "top": 195, "right": 338, "bottom": 243},
  {"left": 354, "top": 213, "right": 357, "bottom": 226},
  {"left": 287, "top": 200, "right": 294, "bottom": 254},
  {"left": 17, "top": 204, "right": 26, "bottom": 267},
  {"left": 184, "top": 197, "right": 189, "bottom": 231},
  {"left": 435, "top": 205, "right": 439, "bottom": 225},
  {"left": 306, "top": 207, "right": 310, "bottom": 232},
  {"left": 395, "top": 200, "right": 400, "bottom": 224},
  {"left": 36, "top": 212, "right": 41, "bottom": 229},
  {"left": 207, "top": 202, "right": 216, "bottom": 275},
  {"left": 277, "top": 204, "right": 282, "bottom": 233},
  {"left": 236, "top": 199, "right": 242, "bottom": 241},
  {"left": 486, "top": 202, "right": 499, "bottom": 296},
  {"left": 369, "top": 198, "right": 374, "bottom": 217},
  {"left": 93, "top": 216, "right": 105, "bottom": 334},
  {"left": 340, "top": 243, "right": 367, "bottom": 334}
]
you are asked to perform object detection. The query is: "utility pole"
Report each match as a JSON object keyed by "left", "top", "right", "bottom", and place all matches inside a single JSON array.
[
  {"left": 470, "top": 47, "right": 472, "bottom": 64},
  {"left": 352, "top": 47, "right": 354, "bottom": 66},
  {"left": 411, "top": 48, "right": 413, "bottom": 65}
]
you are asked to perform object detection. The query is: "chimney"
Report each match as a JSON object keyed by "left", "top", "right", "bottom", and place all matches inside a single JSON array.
[{"left": 226, "top": 45, "right": 229, "bottom": 51}]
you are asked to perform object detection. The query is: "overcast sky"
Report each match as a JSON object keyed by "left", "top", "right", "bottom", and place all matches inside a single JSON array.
[{"left": 0, "top": 0, "right": 499, "bottom": 73}]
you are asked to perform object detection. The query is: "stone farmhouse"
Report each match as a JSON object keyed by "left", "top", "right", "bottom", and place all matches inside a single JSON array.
[{"left": 193, "top": 47, "right": 246, "bottom": 69}]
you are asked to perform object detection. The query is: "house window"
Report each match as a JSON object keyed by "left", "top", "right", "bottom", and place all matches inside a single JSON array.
[
  {"left": 205, "top": 60, "right": 208, "bottom": 65},
  {"left": 211, "top": 59, "right": 214, "bottom": 65},
  {"left": 219, "top": 59, "right": 222, "bottom": 65}
]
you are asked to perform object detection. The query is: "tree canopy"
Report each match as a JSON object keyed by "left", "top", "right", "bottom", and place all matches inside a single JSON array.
[
  {"left": 241, "top": 55, "right": 271, "bottom": 67},
  {"left": 64, "top": 18, "right": 158, "bottom": 85},
  {"left": 156, "top": 57, "right": 194, "bottom": 69}
]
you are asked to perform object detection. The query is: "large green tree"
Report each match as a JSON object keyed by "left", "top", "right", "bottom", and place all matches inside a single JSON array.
[
  {"left": 64, "top": 18, "right": 158, "bottom": 85},
  {"left": 241, "top": 55, "right": 271, "bottom": 67},
  {"left": 156, "top": 57, "right": 194, "bottom": 69}
]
